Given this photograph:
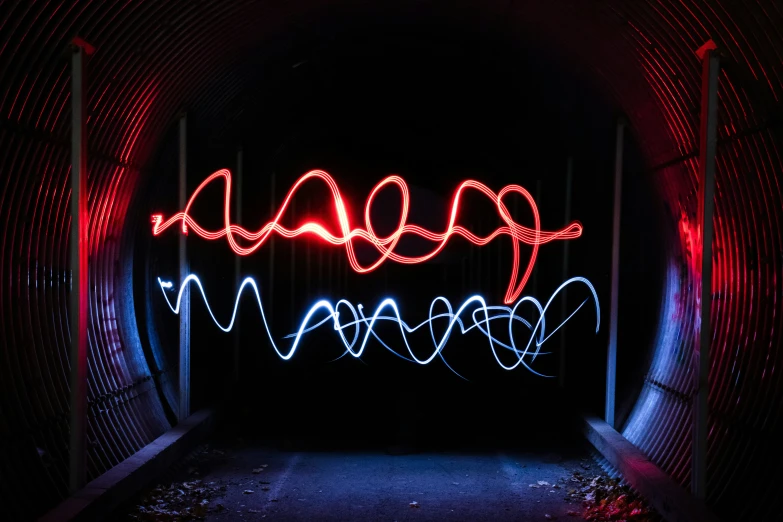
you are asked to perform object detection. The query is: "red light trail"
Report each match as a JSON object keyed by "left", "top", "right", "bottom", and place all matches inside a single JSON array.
[{"left": 151, "top": 169, "right": 582, "bottom": 304}]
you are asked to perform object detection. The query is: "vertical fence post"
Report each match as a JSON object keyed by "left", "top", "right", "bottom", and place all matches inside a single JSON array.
[
  {"left": 69, "top": 37, "right": 93, "bottom": 493},
  {"left": 559, "top": 158, "right": 573, "bottom": 389},
  {"left": 233, "top": 147, "right": 243, "bottom": 384},
  {"left": 606, "top": 118, "right": 625, "bottom": 428},
  {"left": 178, "top": 115, "right": 190, "bottom": 421},
  {"left": 694, "top": 41, "right": 719, "bottom": 500}
]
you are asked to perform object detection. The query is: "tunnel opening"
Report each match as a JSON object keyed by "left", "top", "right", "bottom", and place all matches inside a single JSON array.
[
  {"left": 133, "top": 8, "right": 659, "bottom": 450},
  {"left": 2, "top": 1, "right": 781, "bottom": 521}
]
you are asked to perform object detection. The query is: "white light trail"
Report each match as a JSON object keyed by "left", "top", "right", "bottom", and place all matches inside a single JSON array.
[{"left": 156, "top": 275, "right": 599, "bottom": 377}]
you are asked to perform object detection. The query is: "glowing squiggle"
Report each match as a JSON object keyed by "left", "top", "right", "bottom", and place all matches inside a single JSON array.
[
  {"left": 151, "top": 169, "right": 582, "bottom": 304},
  {"left": 156, "top": 275, "right": 599, "bottom": 377}
]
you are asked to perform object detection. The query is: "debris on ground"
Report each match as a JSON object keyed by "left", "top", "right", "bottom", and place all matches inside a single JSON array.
[
  {"left": 127, "top": 479, "right": 224, "bottom": 521},
  {"left": 126, "top": 445, "right": 229, "bottom": 521},
  {"left": 410, "top": 501, "right": 420, "bottom": 508},
  {"left": 561, "top": 470, "right": 660, "bottom": 521}
]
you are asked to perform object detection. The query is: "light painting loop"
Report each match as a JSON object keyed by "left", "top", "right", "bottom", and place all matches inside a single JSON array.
[{"left": 151, "top": 169, "right": 583, "bottom": 304}]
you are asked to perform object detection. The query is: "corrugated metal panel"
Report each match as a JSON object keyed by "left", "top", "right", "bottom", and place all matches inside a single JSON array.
[{"left": 0, "top": 1, "right": 780, "bottom": 520}]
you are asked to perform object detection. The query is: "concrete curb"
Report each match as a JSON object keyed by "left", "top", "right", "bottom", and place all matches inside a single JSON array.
[
  {"left": 582, "top": 415, "right": 719, "bottom": 522},
  {"left": 39, "top": 409, "right": 215, "bottom": 522}
]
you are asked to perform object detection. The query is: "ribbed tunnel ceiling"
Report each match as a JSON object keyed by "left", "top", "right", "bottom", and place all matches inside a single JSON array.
[{"left": 1, "top": 1, "right": 781, "bottom": 520}]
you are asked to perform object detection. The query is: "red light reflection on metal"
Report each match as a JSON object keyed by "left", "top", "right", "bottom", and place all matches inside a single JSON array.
[{"left": 151, "top": 169, "right": 582, "bottom": 304}]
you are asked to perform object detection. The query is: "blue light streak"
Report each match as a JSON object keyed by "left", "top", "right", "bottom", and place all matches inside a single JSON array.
[{"left": 156, "top": 275, "right": 599, "bottom": 377}]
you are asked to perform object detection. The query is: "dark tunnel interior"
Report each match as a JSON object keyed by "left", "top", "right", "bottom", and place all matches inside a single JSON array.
[
  {"left": 1, "top": 1, "right": 782, "bottom": 521},
  {"left": 137, "top": 11, "right": 659, "bottom": 447}
]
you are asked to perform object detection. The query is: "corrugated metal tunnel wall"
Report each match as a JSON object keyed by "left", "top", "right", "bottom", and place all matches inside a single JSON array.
[{"left": 0, "top": 1, "right": 781, "bottom": 520}]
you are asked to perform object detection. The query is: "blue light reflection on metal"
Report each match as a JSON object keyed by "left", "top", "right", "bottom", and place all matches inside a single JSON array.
[{"left": 156, "top": 275, "right": 599, "bottom": 377}]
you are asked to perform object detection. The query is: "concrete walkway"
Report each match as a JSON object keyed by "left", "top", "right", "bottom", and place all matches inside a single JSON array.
[{"left": 122, "top": 445, "right": 599, "bottom": 521}]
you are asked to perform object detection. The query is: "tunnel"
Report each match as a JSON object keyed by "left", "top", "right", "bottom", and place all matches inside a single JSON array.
[{"left": 1, "top": 1, "right": 781, "bottom": 521}]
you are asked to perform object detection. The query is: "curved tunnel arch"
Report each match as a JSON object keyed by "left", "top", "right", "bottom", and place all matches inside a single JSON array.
[{"left": 0, "top": 1, "right": 781, "bottom": 519}]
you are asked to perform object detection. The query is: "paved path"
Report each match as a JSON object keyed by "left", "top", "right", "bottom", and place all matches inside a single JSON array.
[{"left": 141, "top": 445, "right": 597, "bottom": 521}]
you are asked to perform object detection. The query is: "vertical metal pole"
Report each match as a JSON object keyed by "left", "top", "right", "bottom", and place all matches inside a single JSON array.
[
  {"left": 606, "top": 118, "right": 625, "bottom": 428},
  {"left": 268, "top": 173, "right": 276, "bottom": 325},
  {"left": 69, "top": 40, "right": 91, "bottom": 493},
  {"left": 178, "top": 114, "right": 190, "bottom": 421},
  {"left": 559, "top": 158, "right": 573, "bottom": 389},
  {"left": 233, "top": 148, "right": 243, "bottom": 384},
  {"left": 693, "top": 46, "right": 719, "bottom": 500}
]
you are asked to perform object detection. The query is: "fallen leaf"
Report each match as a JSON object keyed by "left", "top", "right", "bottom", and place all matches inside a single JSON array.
[
  {"left": 243, "top": 489, "right": 254, "bottom": 494},
  {"left": 410, "top": 501, "right": 420, "bottom": 508},
  {"left": 537, "top": 481, "right": 550, "bottom": 486}
]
